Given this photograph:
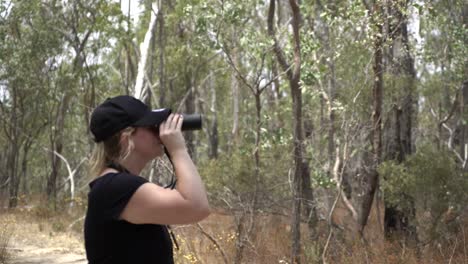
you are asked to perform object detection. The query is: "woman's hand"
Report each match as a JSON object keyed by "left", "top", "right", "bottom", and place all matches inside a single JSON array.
[
  {"left": 121, "top": 113, "right": 210, "bottom": 225},
  {"left": 158, "top": 114, "right": 187, "bottom": 156}
]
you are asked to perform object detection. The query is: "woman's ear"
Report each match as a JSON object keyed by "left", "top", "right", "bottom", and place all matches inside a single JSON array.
[{"left": 119, "top": 132, "right": 130, "bottom": 149}]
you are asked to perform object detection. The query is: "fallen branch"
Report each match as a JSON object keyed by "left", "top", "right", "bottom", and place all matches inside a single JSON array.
[{"left": 196, "top": 223, "right": 229, "bottom": 264}]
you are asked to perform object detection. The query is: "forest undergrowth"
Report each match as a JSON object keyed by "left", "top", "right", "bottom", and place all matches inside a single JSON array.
[{"left": 0, "top": 195, "right": 466, "bottom": 264}]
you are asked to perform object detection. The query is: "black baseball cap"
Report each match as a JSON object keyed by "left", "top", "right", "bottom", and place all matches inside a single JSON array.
[{"left": 90, "top": 95, "right": 171, "bottom": 142}]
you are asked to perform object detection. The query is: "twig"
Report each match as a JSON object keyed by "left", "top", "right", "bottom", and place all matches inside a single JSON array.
[
  {"left": 448, "top": 237, "right": 458, "bottom": 264},
  {"left": 0, "top": 177, "right": 10, "bottom": 189},
  {"left": 196, "top": 224, "right": 229, "bottom": 264},
  {"left": 67, "top": 215, "right": 85, "bottom": 231},
  {"left": 462, "top": 224, "right": 467, "bottom": 264}
]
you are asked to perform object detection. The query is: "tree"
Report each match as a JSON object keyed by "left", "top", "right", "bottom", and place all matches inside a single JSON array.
[
  {"left": 268, "top": 0, "right": 316, "bottom": 262},
  {"left": 359, "top": 0, "right": 384, "bottom": 236},
  {"left": 382, "top": 0, "right": 417, "bottom": 236}
]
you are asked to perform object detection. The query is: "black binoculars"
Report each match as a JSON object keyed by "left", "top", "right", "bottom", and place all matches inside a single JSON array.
[{"left": 179, "top": 113, "right": 202, "bottom": 131}]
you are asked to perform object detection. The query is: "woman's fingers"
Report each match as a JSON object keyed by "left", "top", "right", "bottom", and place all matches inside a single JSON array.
[
  {"left": 176, "top": 115, "right": 183, "bottom": 130},
  {"left": 159, "top": 114, "right": 183, "bottom": 134},
  {"left": 158, "top": 114, "right": 186, "bottom": 155}
]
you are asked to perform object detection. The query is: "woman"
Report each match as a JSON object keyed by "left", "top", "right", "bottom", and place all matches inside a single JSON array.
[{"left": 84, "top": 95, "right": 210, "bottom": 264}]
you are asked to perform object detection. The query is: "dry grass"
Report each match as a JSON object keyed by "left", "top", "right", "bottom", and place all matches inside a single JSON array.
[
  {"left": 172, "top": 211, "right": 295, "bottom": 264},
  {"left": 0, "top": 195, "right": 86, "bottom": 263},
  {"left": 171, "top": 210, "right": 467, "bottom": 264},
  {"left": 1, "top": 195, "right": 466, "bottom": 264},
  {"left": 320, "top": 227, "right": 467, "bottom": 264},
  {"left": 0, "top": 213, "right": 14, "bottom": 264}
]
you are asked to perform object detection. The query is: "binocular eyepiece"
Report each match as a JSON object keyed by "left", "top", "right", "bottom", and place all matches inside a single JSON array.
[{"left": 180, "top": 114, "right": 202, "bottom": 131}]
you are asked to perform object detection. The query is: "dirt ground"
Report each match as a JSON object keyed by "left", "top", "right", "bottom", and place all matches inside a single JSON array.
[{"left": 1, "top": 211, "right": 86, "bottom": 264}]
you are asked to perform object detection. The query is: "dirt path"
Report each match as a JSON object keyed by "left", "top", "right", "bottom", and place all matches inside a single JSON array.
[
  {"left": 8, "top": 244, "right": 86, "bottom": 264},
  {"left": 2, "top": 211, "right": 87, "bottom": 264}
]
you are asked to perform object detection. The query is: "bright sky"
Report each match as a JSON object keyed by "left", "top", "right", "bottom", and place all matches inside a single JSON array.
[{"left": 118, "top": 0, "right": 143, "bottom": 25}]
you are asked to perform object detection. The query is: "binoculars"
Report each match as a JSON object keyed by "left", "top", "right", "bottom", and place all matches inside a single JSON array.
[{"left": 180, "top": 113, "right": 202, "bottom": 131}]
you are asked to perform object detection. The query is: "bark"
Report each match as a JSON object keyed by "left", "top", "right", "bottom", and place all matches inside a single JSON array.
[
  {"left": 7, "top": 87, "right": 19, "bottom": 208},
  {"left": 271, "top": 60, "right": 283, "bottom": 129},
  {"left": 20, "top": 138, "right": 33, "bottom": 195},
  {"left": 303, "top": 97, "right": 318, "bottom": 240},
  {"left": 459, "top": 81, "right": 468, "bottom": 164},
  {"left": 185, "top": 73, "right": 196, "bottom": 160},
  {"left": 124, "top": 42, "right": 135, "bottom": 95},
  {"left": 231, "top": 30, "right": 240, "bottom": 148},
  {"left": 158, "top": 2, "right": 166, "bottom": 107},
  {"left": 146, "top": 1, "right": 157, "bottom": 107},
  {"left": 359, "top": 0, "right": 384, "bottom": 235},
  {"left": 253, "top": 91, "right": 262, "bottom": 212},
  {"left": 208, "top": 72, "right": 219, "bottom": 159}
]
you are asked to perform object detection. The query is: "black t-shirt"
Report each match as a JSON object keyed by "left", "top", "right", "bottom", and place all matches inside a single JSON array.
[{"left": 84, "top": 172, "right": 174, "bottom": 264}]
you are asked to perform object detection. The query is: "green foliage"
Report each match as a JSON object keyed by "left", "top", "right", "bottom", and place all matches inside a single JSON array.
[
  {"left": 200, "top": 137, "right": 292, "bottom": 206},
  {"left": 379, "top": 144, "right": 468, "bottom": 239},
  {"left": 311, "top": 168, "right": 335, "bottom": 189},
  {"left": 200, "top": 148, "right": 255, "bottom": 196}
]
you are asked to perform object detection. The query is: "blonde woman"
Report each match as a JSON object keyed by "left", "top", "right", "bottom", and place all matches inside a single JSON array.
[{"left": 85, "top": 95, "right": 210, "bottom": 264}]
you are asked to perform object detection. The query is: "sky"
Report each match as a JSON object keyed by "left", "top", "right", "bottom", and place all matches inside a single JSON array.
[{"left": 118, "top": 0, "right": 143, "bottom": 25}]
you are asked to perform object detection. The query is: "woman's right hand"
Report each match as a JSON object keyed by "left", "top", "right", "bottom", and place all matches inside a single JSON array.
[{"left": 158, "top": 114, "right": 187, "bottom": 156}]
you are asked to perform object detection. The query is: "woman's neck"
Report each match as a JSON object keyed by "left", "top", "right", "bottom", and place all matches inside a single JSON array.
[{"left": 119, "top": 154, "right": 149, "bottom": 175}]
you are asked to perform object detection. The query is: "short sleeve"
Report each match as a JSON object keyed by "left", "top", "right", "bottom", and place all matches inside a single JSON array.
[{"left": 89, "top": 172, "right": 149, "bottom": 221}]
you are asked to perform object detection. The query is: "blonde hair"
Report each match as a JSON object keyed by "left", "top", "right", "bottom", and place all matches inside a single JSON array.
[{"left": 89, "top": 127, "right": 136, "bottom": 177}]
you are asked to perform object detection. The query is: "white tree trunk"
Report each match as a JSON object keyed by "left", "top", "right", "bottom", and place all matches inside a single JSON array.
[{"left": 134, "top": 3, "right": 159, "bottom": 101}]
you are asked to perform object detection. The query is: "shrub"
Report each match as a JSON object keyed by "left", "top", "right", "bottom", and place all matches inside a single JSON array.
[{"left": 379, "top": 144, "right": 468, "bottom": 243}]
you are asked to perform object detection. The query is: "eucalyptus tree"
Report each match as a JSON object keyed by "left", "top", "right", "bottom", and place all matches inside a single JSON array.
[
  {"left": 0, "top": 0, "right": 126, "bottom": 207},
  {"left": 419, "top": 0, "right": 467, "bottom": 163},
  {"left": 378, "top": 0, "right": 468, "bottom": 246},
  {"left": 40, "top": 0, "right": 125, "bottom": 204},
  {"left": 381, "top": 0, "right": 417, "bottom": 237},
  {"left": 210, "top": 1, "right": 288, "bottom": 261},
  {"left": 268, "top": 0, "right": 316, "bottom": 262},
  {"left": 0, "top": 0, "right": 64, "bottom": 207}
]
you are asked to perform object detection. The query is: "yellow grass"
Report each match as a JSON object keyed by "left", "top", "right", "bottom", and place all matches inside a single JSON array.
[{"left": 0, "top": 197, "right": 466, "bottom": 264}]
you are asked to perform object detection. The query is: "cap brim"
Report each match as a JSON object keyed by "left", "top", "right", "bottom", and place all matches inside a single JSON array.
[{"left": 132, "top": 108, "right": 171, "bottom": 127}]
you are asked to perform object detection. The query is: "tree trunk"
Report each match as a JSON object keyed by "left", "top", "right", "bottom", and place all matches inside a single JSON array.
[
  {"left": 185, "top": 74, "right": 196, "bottom": 160},
  {"left": 268, "top": 1, "right": 310, "bottom": 261},
  {"left": 303, "top": 110, "right": 318, "bottom": 239},
  {"left": 253, "top": 91, "right": 262, "bottom": 212},
  {"left": 134, "top": 3, "right": 158, "bottom": 101},
  {"left": 231, "top": 31, "right": 240, "bottom": 148},
  {"left": 383, "top": 0, "right": 417, "bottom": 236},
  {"left": 7, "top": 86, "right": 19, "bottom": 208},
  {"left": 47, "top": 92, "right": 72, "bottom": 204},
  {"left": 158, "top": 11, "right": 166, "bottom": 107},
  {"left": 460, "top": 81, "right": 468, "bottom": 167},
  {"left": 208, "top": 72, "right": 219, "bottom": 159},
  {"left": 359, "top": 0, "right": 384, "bottom": 235},
  {"left": 271, "top": 60, "right": 283, "bottom": 129}
]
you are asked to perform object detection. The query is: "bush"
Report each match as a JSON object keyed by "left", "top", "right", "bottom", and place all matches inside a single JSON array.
[
  {"left": 379, "top": 144, "right": 468, "bottom": 243},
  {"left": 199, "top": 142, "right": 292, "bottom": 208}
]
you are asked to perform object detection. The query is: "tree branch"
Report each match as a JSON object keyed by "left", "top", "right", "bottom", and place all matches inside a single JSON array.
[
  {"left": 268, "top": 0, "right": 292, "bottom": 80},
  {"left": 196, "top": 224, "right": 229, "bottom": 264}
]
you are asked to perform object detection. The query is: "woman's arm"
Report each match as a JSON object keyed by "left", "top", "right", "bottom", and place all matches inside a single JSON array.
[{"left": 120, "top": 114, "right": 210, "bottom": 225}]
